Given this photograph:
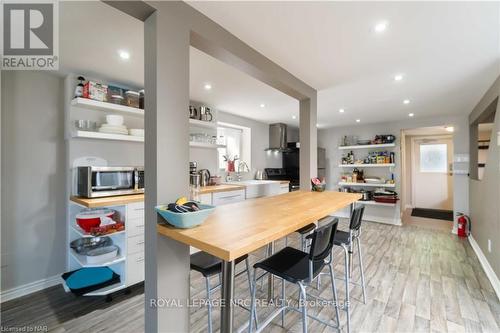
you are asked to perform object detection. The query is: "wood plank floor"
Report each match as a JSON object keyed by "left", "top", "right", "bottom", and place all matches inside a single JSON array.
[{"left": 2, "top": 220, "right": 499, "bottom": 332}]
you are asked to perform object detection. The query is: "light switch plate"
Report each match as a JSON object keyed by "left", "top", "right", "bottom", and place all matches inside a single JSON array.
[{"left": 488, "top": 239, "right": 492, "bottom": 253}]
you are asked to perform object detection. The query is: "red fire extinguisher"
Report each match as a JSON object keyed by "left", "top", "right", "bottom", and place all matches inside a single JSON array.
[{"left": 457, "top": 213, "right": 471, "bottom": 238}]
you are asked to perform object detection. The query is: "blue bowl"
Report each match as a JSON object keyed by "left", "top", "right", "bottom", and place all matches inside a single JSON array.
[{"left": 155, "top": 204, "right": 216, "bottom": 229}]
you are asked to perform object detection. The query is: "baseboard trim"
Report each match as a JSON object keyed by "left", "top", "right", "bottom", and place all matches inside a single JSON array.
[
  {"left": 0, "top": 275, "right": 62, "bottom": 303},
  {"left": 469, "top": 236, "right": 500, "bottom": 300}
]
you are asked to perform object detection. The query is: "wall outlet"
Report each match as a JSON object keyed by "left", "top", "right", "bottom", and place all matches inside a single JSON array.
[{"left": 488, "top": 239, "right": 492, "bottom": 253}]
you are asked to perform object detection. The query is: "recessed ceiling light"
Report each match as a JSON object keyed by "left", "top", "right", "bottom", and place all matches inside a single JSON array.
[
  {"left": 118, "top": 50, "right": 130, "bottom": 60},
  {"left": 260, "top": 103, "right": 265, "bottom": 108},
  {"left": 403, "top": 99, "right": 410, "bottom": 105},
  {"left": 292, "top": 115, "right": 297, "bottom": 120},
  {"left": 356, "top": 119, "right": 361, "bottom": 123},
  {"left": 394, "top": 74, "right": 404, "bottom": 81},
  {"left": 339, "top": 108, "right": 345, "bottom": 113},
  {"left": 204, "top": 83, "right": 212, "bottom": 90},
  {"left": 408, "top": 113, "right": 414, "bottom": 117},
  {"left": 374, "top": 21, "right": 388, "bottom": 33},
  {"left": 445, "top": 126, "right": 454, "bottom": 132}
]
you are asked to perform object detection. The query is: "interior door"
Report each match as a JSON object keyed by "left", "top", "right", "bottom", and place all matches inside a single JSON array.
[{"left": 412, "top": 137, "right": 453, "bottom": 210}]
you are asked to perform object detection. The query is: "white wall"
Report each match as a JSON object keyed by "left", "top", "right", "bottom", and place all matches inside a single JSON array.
[
  {"left": 189, "top": 109, "right": 283, "bottom": 178},
  {"left": 1, "top": 71, "right": 66, "bottom": 292},
  {"left": 318, "top": 114, "right": 469, "bottom": 227}
]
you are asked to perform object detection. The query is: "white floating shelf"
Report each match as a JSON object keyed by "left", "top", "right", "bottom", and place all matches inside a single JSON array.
[
  {"left": 358, "top": 200, "right": 396, "bottom": 207},
  {"left": 72, "top": 130, "right": 144, "bottom": 143},
  {"left": 71, "top": 97, "right": 144, "bottom": 116},
  {"left": 189, "top": 142, "right": 226, "bottom": 149},
  {"left": 338, "top": 182, "right": 396, "bottom": 188},
  {"left": 189, "top": 118, "right": 218, "bottom": 129},
  {"left": 338, "top": 163, "right": 395, "bottom": 168},
  {"left": 69, "top": 250, "right": 125, "bottom": 268},
  {"left": 339, "top": 143, "right": 396, "bottom": 150}
]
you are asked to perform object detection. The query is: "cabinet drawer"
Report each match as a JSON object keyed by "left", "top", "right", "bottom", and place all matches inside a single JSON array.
[
  {"left": 127, "top": 234, "right": 145, "bottom": 255},
  {"left": 127, "top": 202, "right": 144, "bottom": 219},
  {"left": 127, "top": 252, "right": 145, "bottom": 286},
  {"left": 200, "top": 193, "right": 212, "bottom": 205},
  {"left": 127, "top": 217, "right": 145, "bottom": 237},
  {"left": 212, "top": 190, "right": 245, "bottom": 206}
]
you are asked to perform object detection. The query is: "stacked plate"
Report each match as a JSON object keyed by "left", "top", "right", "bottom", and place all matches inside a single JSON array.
[{"left": 98, "top": 115, "right": 128, "bottom": 135}]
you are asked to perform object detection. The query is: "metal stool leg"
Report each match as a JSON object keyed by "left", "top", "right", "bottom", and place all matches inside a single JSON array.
[
  {"left": 343, "top": 245, "right": 351, "bottom": 333},
  {"left": 328, "top": 263, "right": 341, "bottom": 327},
  {"left": 298, "top": 282, "right": 308, "bottom": 333},
  {"left": 281, "top": 278, "right": 286, "bottom": 327},
  {"left": 248, "top": 268, "right": 258, "bottom": 333},
  {"left": 205, "top": 276, "right": 213, "bottom": 333},
  {"left": 356, "top": 237, "right": 367, "bottom": 304},
  {"left": 245, "top": 258, "right": 259, "bottom": 328}
]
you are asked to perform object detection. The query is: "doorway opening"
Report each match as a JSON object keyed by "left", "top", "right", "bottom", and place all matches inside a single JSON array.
[{"left": 401, "top": 126, "right": 454, "bottom": 231}]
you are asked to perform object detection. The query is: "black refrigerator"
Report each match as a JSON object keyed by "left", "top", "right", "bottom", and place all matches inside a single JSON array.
[{"left": 282, "top": 145, "right": 326, "bottom": 185}]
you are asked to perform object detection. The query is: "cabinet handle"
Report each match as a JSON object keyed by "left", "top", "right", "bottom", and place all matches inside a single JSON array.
[
  {"left": 219, "top": 195, "right": 241, "bottom": 199},
  {"left": 137, "top": 240, "right": 145, "bottom": 245},
  {"left": 136, "top": 257, "right": 144, "bottom": 262},
  {"left": 136, "top": 224, "right": 145, "bottom": 228}
]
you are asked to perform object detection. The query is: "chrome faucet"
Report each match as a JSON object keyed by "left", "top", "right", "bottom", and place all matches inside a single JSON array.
[{"left": 236, "top": 161, "right": 250, "bottom": 181}]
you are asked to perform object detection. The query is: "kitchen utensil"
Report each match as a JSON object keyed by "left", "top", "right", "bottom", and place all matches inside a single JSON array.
[
  {"left": 105, "top": 115, "right": 124, "bottom": 126},
  {"left": 199, "top": 106, "right": 213, "bottom": 122},
  {"left": 189, "top": 106, "right": 199, "bottom": 119},
  {"left": 198, "top": 169, "right": 211, "bottom": 187},
  {"left": 85, "top": 245, "right": 119, "bottom": 264},
  {"left": 75, "top": 120, "right": 97, "bottom": 131},
  {"left": 129, "top": 128, "right": 144, "bottom": 137},
  {"left": 364, "top": 176, "right": 383, "bottom": 184},
  {"left": 156, "top": 204, "right": 216, "bottom": 229},
  {"left": 209, "top": 176, "right": 221, "bottom": 186},
  {"left": 255, "top": 170, "right": 266, "bottom": 180},
  {"left": 189, "top": 161, "right": 197, "bottom": 175},
  {"left": 190, "top": 174, "right": 200, "bottom": 186},
  {"left": 70, "top": 236, "right": 113, "bottom": 254},
  {"left": 76, "top": 209, "right": 115, "bottom": 232}
]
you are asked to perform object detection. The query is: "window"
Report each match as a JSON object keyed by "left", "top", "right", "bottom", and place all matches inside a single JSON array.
[
  {"left": 218, "top": 126, "right": 243, "bottom": 169},
  {"left": 217, "top": 122, "right": 251, "bottom": 171},
  {"left": 420, "top": 144, "right": 447, "bottom": 173}
]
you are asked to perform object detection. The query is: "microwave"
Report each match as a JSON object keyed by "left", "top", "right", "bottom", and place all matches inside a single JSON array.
[{"left": 76, "top": 166, "right": 144, "bottom": 198}]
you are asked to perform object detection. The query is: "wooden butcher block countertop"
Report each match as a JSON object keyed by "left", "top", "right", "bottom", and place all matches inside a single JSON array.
[{"left": 157, "top": 191, "right": 361, "bottom": 261}]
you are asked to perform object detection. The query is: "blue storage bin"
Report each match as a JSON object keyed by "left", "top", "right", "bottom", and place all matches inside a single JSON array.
[{"left": 155, "top": 204, "right": 216, "bottom": 228}]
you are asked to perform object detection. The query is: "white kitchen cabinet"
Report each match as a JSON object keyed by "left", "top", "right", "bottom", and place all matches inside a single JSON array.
[
  {"left": 127, "top": 234, "right": 145, "bottom": 255},
  {"left": 200, "top": 193, "right": 212, "bottom": 205},
  {"left": 126, "top": 252, "right": 145, "bottom": 285},
  {"left": 279, "top": 183, "right": 290, "bottom": 194},
  {"left": 212, "top": 189, "right": 245, "bottom": 206}
]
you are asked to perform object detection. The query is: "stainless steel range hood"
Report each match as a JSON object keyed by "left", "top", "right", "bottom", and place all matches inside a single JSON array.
[{"left": 266, "top": 123, "right": 287, "bottom": 151}]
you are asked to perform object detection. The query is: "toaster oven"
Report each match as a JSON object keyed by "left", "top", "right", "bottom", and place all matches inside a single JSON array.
[{"left": 76, "top": 166, "right": 144, "bottom": 198}]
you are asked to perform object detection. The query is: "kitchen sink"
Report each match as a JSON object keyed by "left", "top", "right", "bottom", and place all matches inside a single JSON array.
[{"left": 224, "top": 180, "right": 282, "bottom": 198}]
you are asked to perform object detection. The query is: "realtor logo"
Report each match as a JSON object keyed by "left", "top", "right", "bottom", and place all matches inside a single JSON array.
[{"left": 1, "top": 1, "right": 59, "bottom": 70}]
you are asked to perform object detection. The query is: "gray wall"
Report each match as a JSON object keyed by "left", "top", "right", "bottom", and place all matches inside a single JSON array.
[
  {"left": 468, "top": 76, "right": 500, "bottom": 279},
  {"left": 318, "top": 114, "right": 469, "bottom": 227},
  {"left": 1, "top": 71, "right": 66, "bottom": 291}
]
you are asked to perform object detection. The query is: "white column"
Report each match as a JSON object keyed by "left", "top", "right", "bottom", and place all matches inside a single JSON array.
[
  {"left": 299, "top": 94, "right": 318, "bottom": 189},
  {"left": 144, "top": 10, "right": 190, "bottom": 333}
]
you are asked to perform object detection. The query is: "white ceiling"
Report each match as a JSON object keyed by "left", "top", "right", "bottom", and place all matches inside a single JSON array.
[{"left": 59, "top": 2, "right": 500, "bottom": 128}]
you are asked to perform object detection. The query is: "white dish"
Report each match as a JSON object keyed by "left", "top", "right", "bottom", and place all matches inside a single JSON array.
[
  {"left": 100, "top": 124, "right": 127, "bottom": 130},
  {"left": 129, "top": 129, "right": 144, "bottom": 137},
  {"left": 106, "top": 115, "right": 124, "bottom": 126}
]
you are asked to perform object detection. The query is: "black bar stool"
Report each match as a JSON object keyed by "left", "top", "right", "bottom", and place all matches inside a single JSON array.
[
  {"left": 190, "top": 252, "right": 257, "bottom": 333},
  {"left": 248, "top": 217, "right": 341, "bottom": 333},
  {"left": 332, "top": 205, "right": 367, "bottom": 333}
]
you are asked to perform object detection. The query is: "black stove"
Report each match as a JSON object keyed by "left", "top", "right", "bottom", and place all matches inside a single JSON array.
[{"left": 264, "top": 168, "right": 300, "bottom": 192}]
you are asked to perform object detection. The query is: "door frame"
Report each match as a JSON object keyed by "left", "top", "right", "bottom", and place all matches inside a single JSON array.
[{"left": 410, "top": 134, "right": 453, "bottom": 209}]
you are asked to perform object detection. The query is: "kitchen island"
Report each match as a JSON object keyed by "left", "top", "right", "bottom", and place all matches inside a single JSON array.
[{"left": 157, "top": 190, "right": 361, "bottom": 332}]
